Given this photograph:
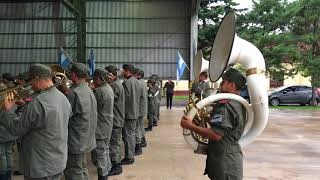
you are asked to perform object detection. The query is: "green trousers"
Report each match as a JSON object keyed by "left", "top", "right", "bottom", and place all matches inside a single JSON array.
[
  {"left": 122, "top": 119, "right": 136, "bottom": 159},
  {"left": 24, "top": 172, "right": 62, "bottom": 180},
  {"left": 110, "top": 126, "right": 122, "bottom": 164},
  {"left": 91, "top": 139, "right": 111, "bottom": 176},
  {"left": 64, "top": 153, "right": 88, "bottom": 180},
  {"left": 0, "top": 141, "right": 13, "bottom": 175}
]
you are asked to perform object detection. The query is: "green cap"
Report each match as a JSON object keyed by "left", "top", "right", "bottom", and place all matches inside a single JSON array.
[
  {"left": 70, "top": 63, "right": 89, "bottom": 78},
  {"left": 105, "top": 65, "right": 118, "bottom": 75},
  {"left": 94, "top": 69, "right": 109, "bottom": 81},
  {"left": 222, "top": 68, "right": 246, "bottom": 90},
  {"left": 29, "top": 64, "right": 52, "bottom": 79}
]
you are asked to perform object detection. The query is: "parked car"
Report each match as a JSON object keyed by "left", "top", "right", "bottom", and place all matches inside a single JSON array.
[{"left": 268, "top": 85, "right": 320, "bottom": 106}]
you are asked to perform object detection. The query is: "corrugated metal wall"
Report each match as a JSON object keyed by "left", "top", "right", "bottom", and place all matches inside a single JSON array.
[
  {"left": 0, "top": 2, "right": 77, "bottom": 75},
  {"left": 86, "top": 0, "right": 191, "bottom": 79}
]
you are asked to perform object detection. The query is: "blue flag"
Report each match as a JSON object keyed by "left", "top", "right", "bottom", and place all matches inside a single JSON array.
[
  {"left": 88, "top": 49, "right": 96, "bottom": 77},
  {"left": 176, "top": 51, "right": 187, "bottom": 82},
  {"left": 59, "top": 47, "right": 72, "bottom": 70}
]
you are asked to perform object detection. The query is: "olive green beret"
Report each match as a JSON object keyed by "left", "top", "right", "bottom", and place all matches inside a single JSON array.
[
  {"left": 93, "top": 69, "right": 109, "bottom": 81},
  {"left": 70, "top": 63, "right": 89, "bottom": 78},
  {"left": 105, "top": 65, "right": 118, "bottom": 75},
  {"left": 222, "top": 68, "right": 246, "bottom": 90},
  {"left": 29, "top": 64, "right": 52, "bottom": 79}
]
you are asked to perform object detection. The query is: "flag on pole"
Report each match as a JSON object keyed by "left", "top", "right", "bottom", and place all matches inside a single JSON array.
[
  {"left": 176, "top": 51, "right": 187, "bottom": 83},
  {"left": 88, "top": 49, "right": 96, "bottom": 77},
  {"left": 59, "top": 46, "right": 72, "bottom": 70}
]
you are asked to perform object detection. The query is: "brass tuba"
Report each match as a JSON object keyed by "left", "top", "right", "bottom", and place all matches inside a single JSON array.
[{"left": 183, "top": 12, "right": 268, "bottom": 154}]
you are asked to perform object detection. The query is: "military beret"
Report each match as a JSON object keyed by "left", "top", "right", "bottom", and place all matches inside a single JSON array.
[
  {"left": 222, "top": 68, "right": 246, "bottom": 90},
  {"left": 105, "top": 65, "right": 118, "bottom": 75},
  {"left": 29, "top": 64, "right": 53, "bottom": 79},
  {"left": 2, "top": 73, "right": 14, "bottom": 81},
  {"left": 93, "top": 69, "right": 109, "bottom": 82},
  {"left": 147, "top": 75, "right": 157, "bottom": 83},
  {"left": 16, "top": 71, "right": 30, "bottom": 81},
  {"left": 70, "top": 63, "right": 89, "bottom": 78},
  {"left": 122, "top": 64, "right": 134, "bottom": 72},
  {"left": 151, "top": 74, "right": 159, "bottom": 81}
]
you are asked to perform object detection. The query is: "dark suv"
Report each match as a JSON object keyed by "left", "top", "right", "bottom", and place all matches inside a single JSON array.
[{"left": 268, "top": 85, "right": 320, "bottom": 106}]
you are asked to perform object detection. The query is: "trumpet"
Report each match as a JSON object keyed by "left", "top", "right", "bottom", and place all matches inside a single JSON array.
[{"left": 0, "top": 65, "right": 68, "bottom": 107}]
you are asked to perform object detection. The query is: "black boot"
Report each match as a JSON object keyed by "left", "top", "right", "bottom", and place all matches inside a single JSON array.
[
  {"left": 98, "top": 175, "right": 108, "bottom": 180},
  {"left": 0, "top": 173, "right": 7, "bottom": 180},
  {"left": 121, "top": 158, "right": 134, "bottom": 165},
  {"left": 7, "top": 171, "right": 11, "bottom": 180},
  {"left": 144, "top": 125, "right": 152, "bottom": 132},
  {"left": 153, "top": 121, "right": 158, "bottom": 126},
  {"left": 141, "top": 136, "right": 147, "bottom": 148},
  {"left": 108, "top": 163, "right": 123, "bottom": 176},
  {"left": 135, "top": 144, "right": 142, "bottom": 156}
]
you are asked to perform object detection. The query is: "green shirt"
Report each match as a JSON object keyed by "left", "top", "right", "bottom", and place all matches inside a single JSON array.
[
  {"left": 138, "top": 79, "right": 148, "bottom": 117},
  {"left": 0, "top": 87, "right": 72, "bottom": 178},
  {"left": 122, "top": 76, "right": 141, "bottom": 120},
  {"left": 93, "top": 83, "right": 114, "bottom": 139},
  {"left": 205, "top": 100, "right": 246, "bottom": 180},
  {"left": 66, "top": 82, "right": 97, "bottom": 154},
  {"left": 110, "top": 78, "right": 125, "bottom": 127}
]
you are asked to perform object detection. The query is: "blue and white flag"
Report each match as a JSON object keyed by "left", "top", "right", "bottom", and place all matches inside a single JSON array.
[
  {"left": 88, "top": 49, "right": 96, "bottom": 77},
  {"left": 59, "top": 47, "right": 72, "bottom": 70},
  {"left": 176, "top": 51, "right": 187, "bottom": 82}
]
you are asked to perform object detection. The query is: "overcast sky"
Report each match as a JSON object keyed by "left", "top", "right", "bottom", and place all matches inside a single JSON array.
[{"left": 234, "top": 0, "right": 254, "bottom": 10}]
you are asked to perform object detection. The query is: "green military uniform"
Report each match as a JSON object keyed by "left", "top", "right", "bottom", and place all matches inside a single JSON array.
[
  {"left": 192, "top": 80, "right": 211, "bottom": 99},
  {"left": 152, "top": 74, "right": 161, "bottom": 124},
  {"left": 0, "top": 114, "right": 16, "bottom": 179},
  {"left": 136, "top": 78, "right": 147, "bottom": 146},
  {"left": 146, "top": 78, "right": 158, "bottom": 128},
  {"left": 0, "top": 64, "right": 72, "bottom": 180},
  {"left": 122, "top": 75, "right": 141, "bottom": 160},
  {"left": 204, "top": 68, "right": 247, "bottom": 180},
  {"left": 0, "top": 84, "right": 16, "bottom": 179},
  {"left": 64, "top": 63, "right": 97, "bottom": 180},
  {"left": 109, "top": 78, "right": 125, "bottom": 164},
  {"left": 91, "top": 69, "right": 114, "bottom": 177}
]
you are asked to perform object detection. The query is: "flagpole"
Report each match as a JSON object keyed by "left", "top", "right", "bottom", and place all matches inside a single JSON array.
[{"left": 60, "top": 46, "right": 73, "bottom": 63}]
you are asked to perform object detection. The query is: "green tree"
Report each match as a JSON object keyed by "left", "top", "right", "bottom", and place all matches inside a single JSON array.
[
  {"left": 198, "top": 0, "right": 242, "bottom": 60},
  {"left": 290, "top": 0, "right": 320, "bottom": 104},
  {"left": 236, "top": 0, "right": 300, "bottom": 82}
]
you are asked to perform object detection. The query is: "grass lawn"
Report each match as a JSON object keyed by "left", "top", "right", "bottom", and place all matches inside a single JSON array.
[
  {"left": 270, "top": 105, "right": 320, "bottom": 110},
  {"left": 173, "top": 96, "right": 189, "bottom": 100}
]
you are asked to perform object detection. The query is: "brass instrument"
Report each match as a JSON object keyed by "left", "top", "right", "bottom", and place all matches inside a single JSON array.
[{"left": 0, "top": 65, "right": 68, "bottom": 107}]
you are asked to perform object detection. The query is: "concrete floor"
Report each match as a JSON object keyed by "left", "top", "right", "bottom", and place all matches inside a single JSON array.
[{"left": 12, "top": 107, "right": 320, "bottom": 180}]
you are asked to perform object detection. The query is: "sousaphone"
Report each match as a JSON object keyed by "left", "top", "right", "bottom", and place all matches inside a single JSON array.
[{"left": 183, "top": 12, "right": 268, "bottom": 154}]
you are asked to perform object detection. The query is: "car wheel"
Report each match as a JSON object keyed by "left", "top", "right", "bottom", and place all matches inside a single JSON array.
[{"left": 270, "top": 98, "right": 280, "bottom": 106}]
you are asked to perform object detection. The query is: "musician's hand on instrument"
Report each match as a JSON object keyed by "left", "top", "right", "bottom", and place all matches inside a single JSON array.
[
  {"left": 3, "top": 94, "right": 16, "bottom": 111},
  {"left": 15, "top": 99, "right": 25, "bottom": 106},
  {"left": 180, "top": 115, "right": 193, "bottom": 129}
]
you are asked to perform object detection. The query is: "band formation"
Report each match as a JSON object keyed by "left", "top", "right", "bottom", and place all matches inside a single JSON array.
[{"left": 0, "top": 63, "right": 162, "bottom": 180}]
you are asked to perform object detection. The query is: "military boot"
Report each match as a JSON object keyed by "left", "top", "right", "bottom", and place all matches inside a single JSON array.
[
  {"left": 7, "top": 171, "right": 11, "bottom": 180},
  {"left": 108, "top": 163, "right": 123, "bottom": 176},
  {"left": 144, "top": 125, "right": 152, "bottom": 132},
  {"left": 98, "top": 175, "right": 108, "bottom": 180},
  {"left": 121, "top": 157, "right": 134, "bottom": 165},
  {"left": 141, "top": 136, "right": 147, "bottom": 147},
  {"left": 135, "top": 144, "right": 143, "bottom": 156},
  {"left": 0, "top": 173, "right": 7, "bottom": 180}
]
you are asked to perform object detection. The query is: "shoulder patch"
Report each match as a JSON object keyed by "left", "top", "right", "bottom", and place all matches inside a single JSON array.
[{"left": 210, "top": 114, "right": 223, "bottom": 124}]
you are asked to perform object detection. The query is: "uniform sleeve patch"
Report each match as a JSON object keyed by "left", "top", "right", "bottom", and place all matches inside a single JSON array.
[{"left": 210, "top": 114, "right": 223, "bottom": 124}]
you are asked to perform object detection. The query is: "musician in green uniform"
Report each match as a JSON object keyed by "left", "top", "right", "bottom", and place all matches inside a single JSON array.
[
  {"left": 121, "top": 64, "right": 140, "bottom": 165},
  {"left": 145, "top": 76, "right": 158, "bottom": 132},
  {"left": 105, "top": 65, "right": 125, "bottom": 176},
  {"left": 181, "top": 68, "right": 247, "bottom": 180},
  {"left": 91, "top": 69, "right": 114, "bottom": 180},
  {"left": 64, "top": 63, "right": 97, "bottom": 180},
  {"left": 192, "top": 71, "right": 211, "bottom": 99},
  {"left": 1, "top": 64, "right": 72, "bottom": 180}
]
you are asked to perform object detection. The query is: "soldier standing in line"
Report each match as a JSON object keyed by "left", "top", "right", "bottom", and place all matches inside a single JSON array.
[
  {"left": 145, "top": 76, "right": 158, "bottom": 132},
  {"left": 1, "top": 64, "right": 72, "bottom": 180},
  {"left": 151, "top": 74, "right": 161, "bottom": 126},
  {"left": 105, "top": 65, "right": 125, "bottom": 176},
  {"left": 120, "top": 64, "right": 140, "bottom": 165},
  {"left": 134, "top": 68, "right": 148, "bottom": 153},
  {"left": 91, "top": 69, "right": 114, "bottom": 180},
  {"left": 0, "top": 84, "right": 16, "bottom": 180},
  {"left": 64, "top": 63, "right": 97, "bottom": 180}
]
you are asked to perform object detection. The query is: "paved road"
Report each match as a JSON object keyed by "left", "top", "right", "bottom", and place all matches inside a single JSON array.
[{"left": 12, "top": 107, "right": 320, "bottom": 180}]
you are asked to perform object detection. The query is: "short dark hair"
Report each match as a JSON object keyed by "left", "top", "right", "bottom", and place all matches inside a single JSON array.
[
  {"left": 122, "top": 64, "right": 134, "bottom": 73},
  {"left": 222, "top": 68, "right": 246, "bottom": 90},
  {"left": 199, "top": 71, "right": 208, "bottom": 78}
]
